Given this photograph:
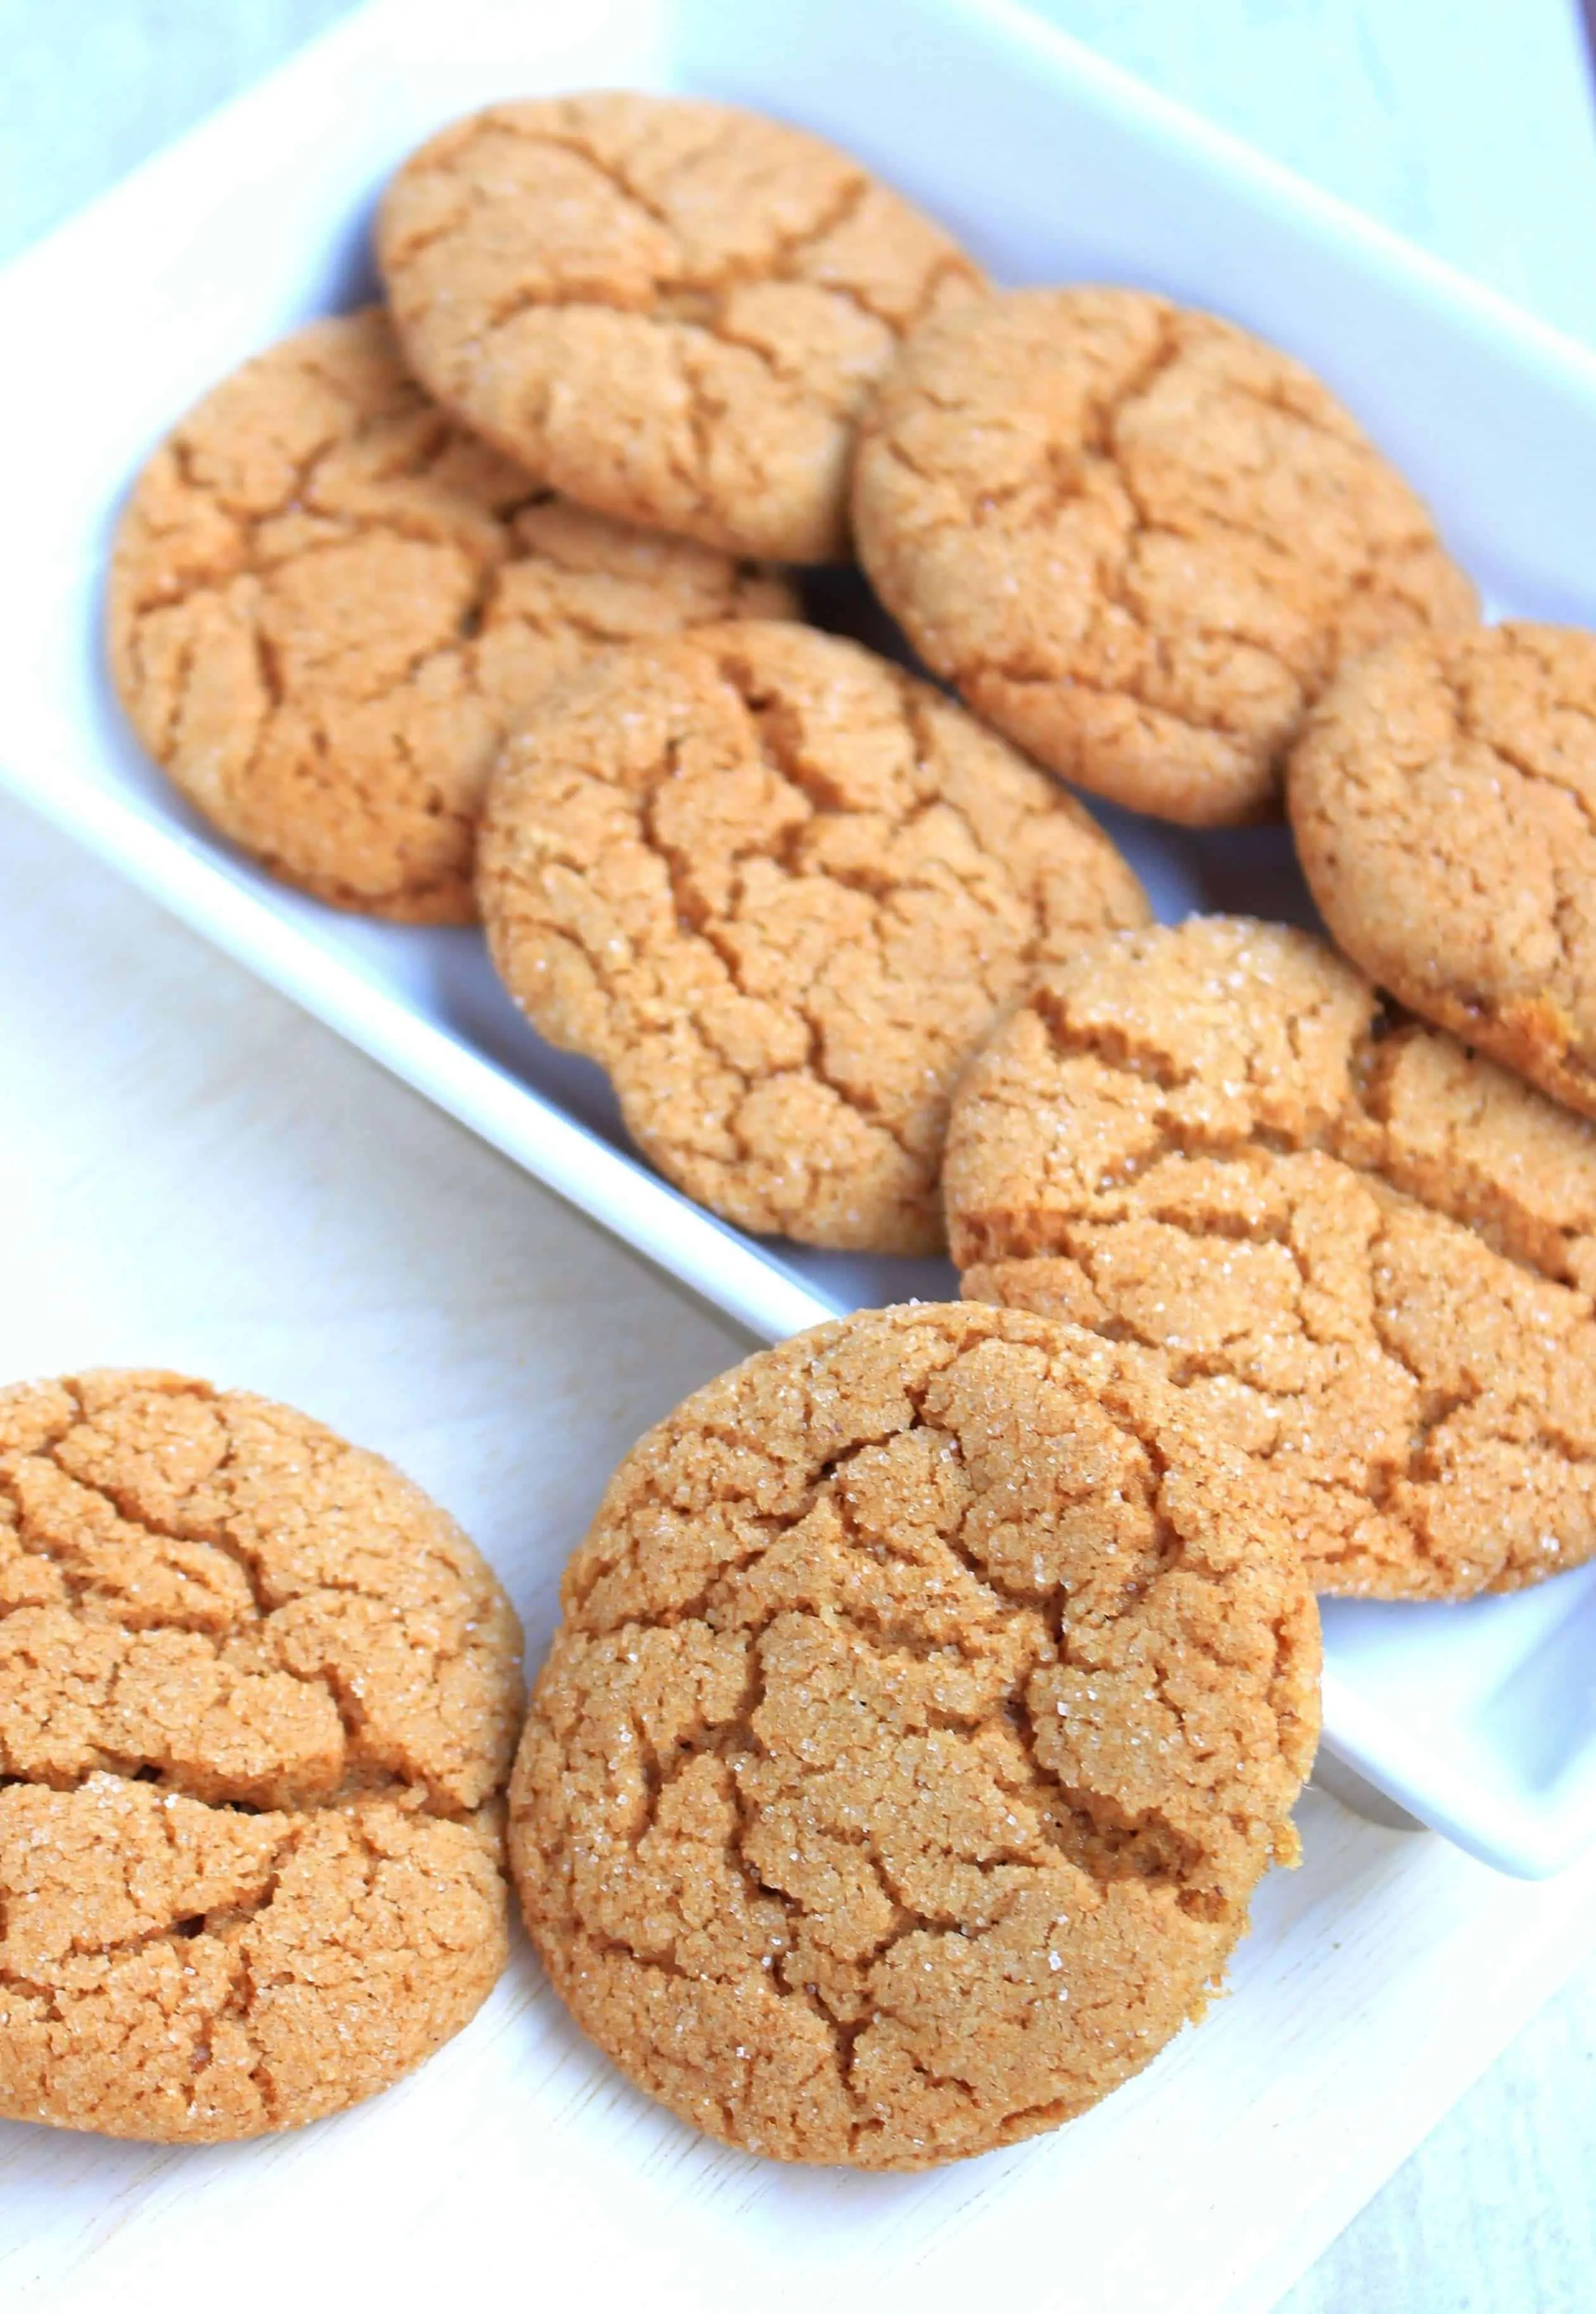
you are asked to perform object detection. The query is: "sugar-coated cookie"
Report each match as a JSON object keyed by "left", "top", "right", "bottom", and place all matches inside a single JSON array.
[
  {"left": 0, "top": 1370, "right": 524, "bottom": 2141},
  {"left": 510, "top": 1302, "right": 1319, "bottom": 2168},
  {"left": 944, "top": 915, "right": 1596, "bottom": 1598},
  {"left": 1290, "top": 623, "right": 1596, "bottom": 1119},
  {"left": 377, "top": 93, "right": 984, "bottom": 563},
  {"left": 853, "top": 287, "right": 1476, "bottom": 825},
  {"left": 108, "top": 308, "right": 791, "bottom": 921},
  {"left": 476, "top": 620, "right": 1149, "bottom": 1253}
]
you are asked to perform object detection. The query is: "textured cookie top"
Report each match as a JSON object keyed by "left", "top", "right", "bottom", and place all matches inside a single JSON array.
[
  {"left": 1289, "top": 624, "right": 1596, "bottom": 1120},
  {"left": 852, "top": 287, "right": 1476, "bottom": 825},
  {"left": 109, "top": 307, "right": 790, "bottom": 921},
  {"left": 511, "top": 1301, "right": 1319, "bottom": 2169},
  {"left": 377, "top": 93, "right": 984, "bottom": 562},
  {"left": 0, "top": 1372, "right": 524, "bottom": 2140},
  {"left": 944, "top": 916, "right": 1596, "bottom": 1598},
  {"left": 476, "top": 621, "right": 1149, "bottom": 1253}
]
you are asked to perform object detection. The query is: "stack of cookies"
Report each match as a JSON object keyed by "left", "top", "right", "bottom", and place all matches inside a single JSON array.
[
  {"left": 0, "top": 1325, "right": 1322, "bottom": 2170},
  {"left": 73, "top": 85, "right": 1596, "bottom": 2168}
]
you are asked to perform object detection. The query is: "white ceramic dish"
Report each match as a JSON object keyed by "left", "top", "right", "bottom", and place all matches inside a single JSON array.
[{"left": 3, "top": 0, "right": 1595, "bottom": 1877}]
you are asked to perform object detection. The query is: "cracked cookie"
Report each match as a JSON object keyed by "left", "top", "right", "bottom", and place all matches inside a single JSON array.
[
  {"left": 377, "top": 92, "right": 984, "bottom": 564},
  {"left": 476, "top": 619, "right": 1150, "bottom": 1253},
  {"left": 944, "top": 914, "right": 1596, "bottom": 1599},
  {"left": 852, "top": 286, "right": 1476, "bottom": 826},
  {"left": 108, "top": 307, "right": 791, "bottom": 922},
  {"left": 1290, "top": 624, "right": 1596, "bottom": 1121},
  {"left": 510, "top": 1300, "right": 1319, "bottom": 2168},
  {"left": 0, "top": 1370, "right": 524, "bottom": 2141}
]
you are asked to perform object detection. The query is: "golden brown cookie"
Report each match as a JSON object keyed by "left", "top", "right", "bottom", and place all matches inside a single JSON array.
[
  {"left": 510, "top": 1301, "right": 1319, "bottom": 2170},
  {"left": 944, "top": 915, "right": 1596, "bottom": 1599},
  {"left": 0, "top": 1370, "right": 524, "bottom": 2142},
  {"left": 1290, "top": 624, "right": 1596, "bottom": 1120},
  {"left": 108, "top": 307, "right": 791, "bottom": 922},
  {"left": 476, "top": 620, "right": 1149, "bottom": 1253},
  {"left": 377, "top": 93, "right": 984, "bottom": 564},
  {"left": 852, "top": 287, "right": 1476, "bottom": 825}
]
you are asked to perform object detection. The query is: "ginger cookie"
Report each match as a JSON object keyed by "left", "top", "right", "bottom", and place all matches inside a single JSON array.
[
  {"left": 377, "top": 92, "right": 984, "bottom": 564},
  {"left": 108, "top": 308, "right": 791, "bottom": 922},
  {"left": 476, "top": 620, "right": 1149, "bottom": 1253},
  {"left": 0, "top": 1370, "right": 524, "bottom": 2142},
  {"left": 511, "top": 1301, "right": 1319, "bottom": 2169},
  {"left": 852, "top": 287, "right": 1476, "bottom": 825},
  {"left": 1290, "top": 623, "right": 1596, "bottom": 1120},
  {"left": 944, "top": 915, "right": 1596, "bottom": 1600}
]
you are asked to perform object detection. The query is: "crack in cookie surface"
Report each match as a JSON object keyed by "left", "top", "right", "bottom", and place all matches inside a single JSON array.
[
  {"left": 510, "top": 1302, "right": 1319, "bottom": 2168},
  {"left": 852, "top": 286, "right": 1476, "bottom": 825},
  {"left": 476, "top": 621, "right": 1149, "bottom": 1253},
  {"left": 1289, "top": 624, "right": 1596, "bottom": 1121},
  {"left": 0, "top": 1370, "right": 524, "bottom": 2142},
  {"left": 944, "top": 916, "right": 1596, "bottom": 1598},
  {"left": 377, "top": 94, "right": 985, "bottom": 561},
  {"left": 108, "top": 307, "right": 792, "bottom": 922}
]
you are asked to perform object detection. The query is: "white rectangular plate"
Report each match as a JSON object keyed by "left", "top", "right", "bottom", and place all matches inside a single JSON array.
[{"left": 3, "top": 0, "right": 1595, "bottom": 1877}]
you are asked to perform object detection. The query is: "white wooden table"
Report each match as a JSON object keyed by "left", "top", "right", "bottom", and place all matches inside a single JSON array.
[{"left": 3, "top": 8, "right": 1596, "bottom": 2310}]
